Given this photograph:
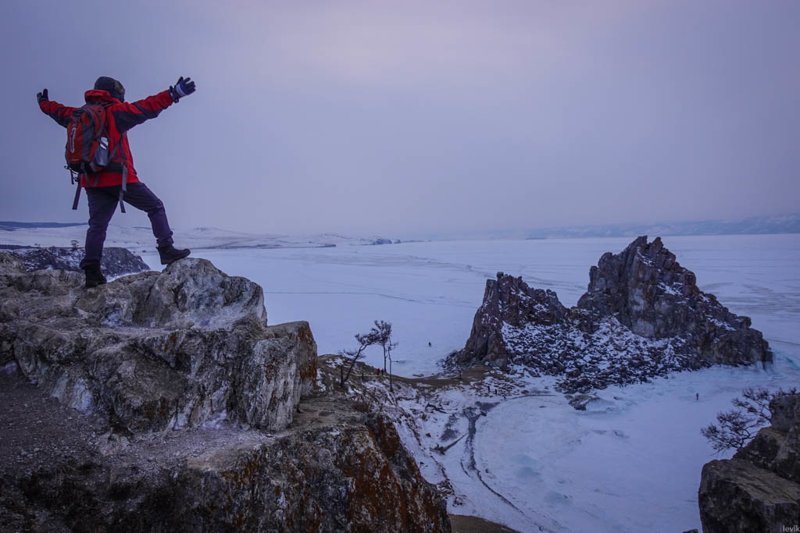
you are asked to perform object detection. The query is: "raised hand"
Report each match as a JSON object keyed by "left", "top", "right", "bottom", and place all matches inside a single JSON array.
[
  {"left": 36, "top": 88, "right": 49, "bottom": 104},
  {"left": 169, "top": 76, "right": 196, "bottom": 102}
]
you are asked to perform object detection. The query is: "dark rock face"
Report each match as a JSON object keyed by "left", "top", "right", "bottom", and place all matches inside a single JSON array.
[
  {"left": 6, "top": 246, "right": 149, "bottom": 277},
  {"left": 578, "top": 236, "right": 769, "bottom": 365},
  {"left": 0, "top": 252, "right": 451, "bottom": 531},
  {"left": 449, "top": 237, "right": 771, "bottom": 392},
  {"left": 458, "top": 273, "right": 567, "bottom": 367},
  {"left": 0, "top": 371, "right": 450, "bottom": 532},
  {"left": 699, "top": 393, "right": 800, "bottom": 532},
  {"left": 166, "top": 410, "right": 449, "bottom": 532}
]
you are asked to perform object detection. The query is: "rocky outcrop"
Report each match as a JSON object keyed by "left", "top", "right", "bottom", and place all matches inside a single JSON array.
[
  {"left": 0, "top": 254, "right": 309, "bottom": 432},
  {"left": 449, "top": 237, "right": 771, "bottom": 392},
  {"left": 0, "top": 252, "right": 450, "bottom": 531},
  {"left": 577, "top": 236, "right": 769, "bottom": 365},
  {"left": 699, "top": 393, "right": 800, "bottom": 532},
  {"left": 457, "top": 273, "right": 568, "bottom": 367},
  {"left": 4, "top": 246, "right": 149, "bottom": 277}
]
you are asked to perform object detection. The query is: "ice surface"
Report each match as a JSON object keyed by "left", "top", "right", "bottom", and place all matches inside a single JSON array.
[{"left": 477, "top": 364, "right": 792, "bottom": 532}]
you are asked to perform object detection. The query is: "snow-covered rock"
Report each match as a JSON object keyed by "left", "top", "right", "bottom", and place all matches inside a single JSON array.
[
  {"left": 449, "top": 236, "right": 772, "bottom": 392},
  {"left": 3, "top": 245, "right": 148, "bottom": 277}
]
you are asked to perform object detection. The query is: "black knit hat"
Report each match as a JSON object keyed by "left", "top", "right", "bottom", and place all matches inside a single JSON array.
[{"left": 94, "top": 76, "right": 125, "bottom": 101}]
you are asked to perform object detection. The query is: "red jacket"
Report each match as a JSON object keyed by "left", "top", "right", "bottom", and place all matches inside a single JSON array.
[{"left": 40, "top": 89, "right": 174, "bottom": 188}]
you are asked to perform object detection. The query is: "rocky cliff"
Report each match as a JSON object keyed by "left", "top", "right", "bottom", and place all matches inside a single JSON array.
[
  {"left": 699, "top": 393, "right": 800, "bottom": 532},
  {"left": 448, "top": 236, "right": 771, "bottom": 392},
  {"left": 0, "top": 253, "right": 450, "bottom": 532}
]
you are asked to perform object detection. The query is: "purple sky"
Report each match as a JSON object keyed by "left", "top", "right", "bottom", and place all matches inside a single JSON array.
[{"left": 2, "top": 1, "right": 799, "bottom": 237}]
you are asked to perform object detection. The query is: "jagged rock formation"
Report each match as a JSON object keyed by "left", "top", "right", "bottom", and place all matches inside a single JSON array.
[
  {"left": 456, "top": 274, "right": 568, "bottom": 368},
  {"left": 0, "top": 252, "right": 449, "bottom": 532},
  {"left": 699, "top": 393, "right": 800, "bottom": 532},
  {"left": 577, "top": 236, "right": 768, "bottom": 365},
  {"left": 449, "top": 236, "right": 771, "bottom": 392},
  {"left": 4, "top": 245, "right": 149, "bottom": 277}
]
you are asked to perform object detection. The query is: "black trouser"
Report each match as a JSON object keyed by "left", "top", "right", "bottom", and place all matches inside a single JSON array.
[{"left": 80, "top": 182, "right": 174, "bottom": 269}]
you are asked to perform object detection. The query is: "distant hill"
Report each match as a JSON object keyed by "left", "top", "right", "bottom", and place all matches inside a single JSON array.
[
  {"left": 521, "top": 214, "right": 800, "bottom": 240},
  {"left": 0, "top": 221, "right": 84, "bottom": 231},
  {"left": 2, "top": 214, "right": 798, "bottom": 243}
]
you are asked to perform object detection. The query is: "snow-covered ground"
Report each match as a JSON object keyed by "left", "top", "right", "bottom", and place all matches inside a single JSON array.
[{"left": 6, "top": 229, "right": 800, "bottom": 531}]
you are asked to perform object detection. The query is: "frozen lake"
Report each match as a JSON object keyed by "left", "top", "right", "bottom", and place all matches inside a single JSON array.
[{"left": 141, "top": 233, "right": 800, "bottom": 532}]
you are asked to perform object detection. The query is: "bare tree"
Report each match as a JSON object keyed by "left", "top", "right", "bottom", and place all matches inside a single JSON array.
[
  {"left": 387, "top": 339, "right": 398, "bottom": 391},
  {"left": 701, "top": 387, "right": 795, "bottom": 452},
  {"left": 339, "top": 329, "right": 379, "bottom": 388},
  {"left": 370, "top": 321, "right": 392, "bottom": 373},
  {"left": 339, "top": 321, "right": 398, "bottom": 390},
  {"left": 367, "top": 320, "right": 398, "bottom": 391}
]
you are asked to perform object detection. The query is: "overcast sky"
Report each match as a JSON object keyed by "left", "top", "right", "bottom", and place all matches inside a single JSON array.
[{"left": 1, "top": 1, "right": 798, "bottom": 237}]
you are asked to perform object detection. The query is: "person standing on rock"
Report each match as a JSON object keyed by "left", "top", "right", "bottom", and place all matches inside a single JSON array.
[{"left": 37, "top": 76, "right": 196, "bottom": 288}]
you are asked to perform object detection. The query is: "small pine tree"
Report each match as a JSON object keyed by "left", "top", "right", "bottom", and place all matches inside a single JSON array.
[{"left": 701, "top": 387, "right": 796, "bottom": 452}]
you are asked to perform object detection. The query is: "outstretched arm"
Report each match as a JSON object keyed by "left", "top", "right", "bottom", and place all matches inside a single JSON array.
[
  {"left": 37, "top": 89, "right": 75, "bottom": 128},
  {"left": 112, "top": 77, "right": 196, "bottom": 133},
  {"left": 110, "top": 90, "right": 175, "bottom": 133}
]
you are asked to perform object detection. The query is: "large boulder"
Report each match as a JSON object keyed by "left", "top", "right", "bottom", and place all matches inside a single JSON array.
[
  {"left": 449, "top": 237, "right": 771, "bottom": 392},
  {"left": 699, "top": 393, "right": 800, "bottom": 532},
  {"left": 0, "top": 255, "right": 309, "bottom": 433}
]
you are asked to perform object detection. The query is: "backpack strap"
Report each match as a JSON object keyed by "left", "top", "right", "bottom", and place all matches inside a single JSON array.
[
  {"left": 108, "top": 128, "right": 127, "bottom": 214},
  {"left": 70, "top": 169, "right": 102, "bottom": 210},
  {"left": 69, "top": 169, "right": 85, "bottom": 210},
  {"left": 71, "top": 179, "right": 82, "bottom": 210},
  {"left": 118, "top": 164, "right": 128, "bottom": 214}
]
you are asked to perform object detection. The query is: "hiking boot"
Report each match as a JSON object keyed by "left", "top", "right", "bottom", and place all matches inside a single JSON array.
[
  {"left": 83, "top": 263, "right": 107, "bottom": 288},
  {"left": 158, "top": 245, "right": 191, "bottom": 265}
]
